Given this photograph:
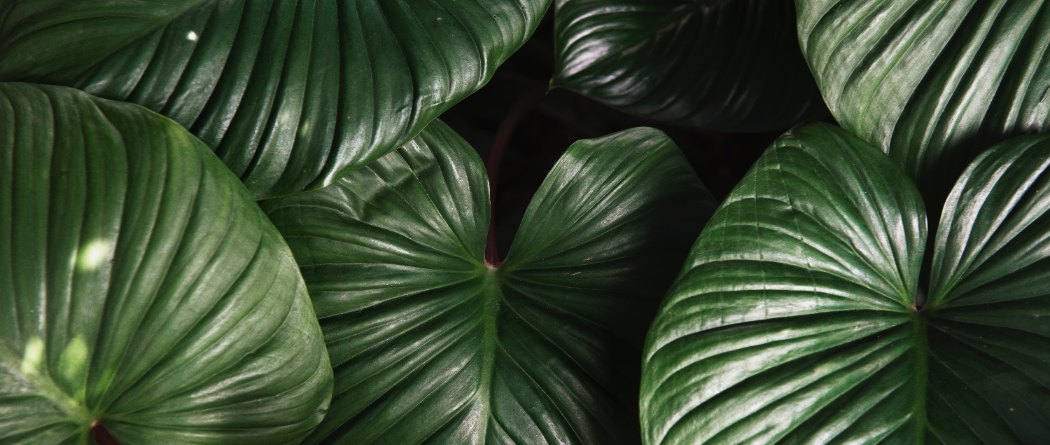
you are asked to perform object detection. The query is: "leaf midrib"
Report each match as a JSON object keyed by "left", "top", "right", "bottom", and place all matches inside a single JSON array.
[
  {"left": 0, "top": 340, "right": 94, "bottom": 427},
  {"left": 911, "top": 311, "right": 929, "bottom": 442},
  {"left": 476, "top": 268, "right": 501, "bottom": 442}
]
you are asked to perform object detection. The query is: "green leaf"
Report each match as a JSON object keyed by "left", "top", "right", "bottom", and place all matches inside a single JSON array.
[
  {"left": 797, "top": 0, "right": 1050, "bottom": 197},
  {"left": 642, "top": 123, "right": 1050, "bottom": 444},
  {"left": 552, "top": 0, "right": 826, "bottom": 131},
  {"left": 0, "top": 2, "right": 199, "bottom": 80},
  {"left": 0, "top": 0, "right": 551, "bottom": 198},
  {"left": 0, "top": 82, "right": 332, "bottom": 444},
  {"left": 642, "top": 123, "right": 927, "bottom": 444},
  {"left": 925, "top": 135, "right": 1050, "bottom": 443},
  {"left": 262, "top": 121, "right": 715, "bottom": 443}
]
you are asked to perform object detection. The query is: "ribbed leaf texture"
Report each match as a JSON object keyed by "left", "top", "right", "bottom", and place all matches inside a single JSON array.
[
  {"left": 797, "top": 0, "right": 1050, "bottom": 200},
  {"left": 553, "top": 0, "right": 826, "bottom": 131},
  {"left": 0, "top": 0, "right": 551, "bottom": 198},
  {"left": 0, "top": 83, "right": 332, "bottom": 444},
  {"left": 642, "top": 123, "right": 1050, "bottom": 444},
  {"left": 263, "top": 122, "right": 715, "bottom": 444}
]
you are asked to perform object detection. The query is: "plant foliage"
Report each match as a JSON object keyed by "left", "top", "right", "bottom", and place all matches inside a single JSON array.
[
  {"left": 553, "top": 0, "right": 825, "bottom": 130},
  {"left": 797, "top": 0, "right": 1050, "bottom": 199},
  {"left": 262, "top": 123, "right": 714, "bottom": 443},
  {"left": 642, "top": 123, "right": 1050, "bottom": 444},
  {"left": 0, "top": 0, "right": 551, "bottom": 197},
  {"left": 0, "top": 82, "right": 332, "bottom": 444},
  {"left": 0, "top": 1, "right": 1048, "bottom": 444}
]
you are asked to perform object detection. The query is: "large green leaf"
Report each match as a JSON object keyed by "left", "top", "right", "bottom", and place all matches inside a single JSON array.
[
  {"left": 0, "top": 83, "right": 332, "bottom": 444},
  {"left": 642, "top": 123, "right": 1050, "bottom": 444},
  {"left": 262, "top": 121, "right": 715, "bottom": 443},
  {"left": 0, "top": 0, "right": 550, "bottom": 198},
  {"left": 924, "top": 135, "right": 1050, "bottom": 442},
  {"left": 797, "top": 0, "right": 1050, "bottom": 197},
  {"left": 552, "top": 0, "right": 825, "bottom": 131}
]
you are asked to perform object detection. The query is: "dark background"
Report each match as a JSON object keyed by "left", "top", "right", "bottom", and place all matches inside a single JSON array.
[{"left": 443, "top": 17, "right": 786, "bottom": 256}]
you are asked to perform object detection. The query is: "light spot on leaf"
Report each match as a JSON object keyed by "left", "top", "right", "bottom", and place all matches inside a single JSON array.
[
  {"left": 21, "top": 337, "right": 44, "bottom": 376},
  {"left": 77, "top": 240, "right": 112, "bottom": 272},
  {"left": 58, "top": 336, "right": 89, "bottom": 394}
]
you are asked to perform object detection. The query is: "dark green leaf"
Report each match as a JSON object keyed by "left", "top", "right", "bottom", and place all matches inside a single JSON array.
[
  {"left": 797, "top": 0, "right": 1050, "bottom": 197},
  {"left": 0, "top": 82, "right": 332, "bottom": 444},
  {"left": 262, "top": 121, "right": 714, "bottom": 443},
  {"left": 642, "top": 123, "right": 1050, "bottom": 444},
  {"left": 0, "top": 2, "right": 198, "bottom": 80},
  {"left": 925, "top": 135, "right": 1050, "bottom": 443},
  {"left": 552, "top": 0, "right": 825, "bottom": 131},
  {"left": 642, "top": 123, "right": 927, "bottom": 444},
  {"left": 0, "top": 0, "right": 551, "bottom": 198}
]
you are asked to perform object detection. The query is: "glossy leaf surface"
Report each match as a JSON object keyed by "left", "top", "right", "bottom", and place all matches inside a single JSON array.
[
  {"left": 0, "top": 0, "right": 550, "bottom": 198},
  {"left": 0, "top": 83, "right": 332, "bottom": 444},
  {"left": 642, "top": 124, "right": 1050, "bottom": 444},
  {"left": 553, "top": 0, "right": 825, "bottom": 131},
  {"left": 263, "top": 122, "right": 715, "bottom": 443},
  {"left": 924, "top": 135, "right": 1050, "bottom": 443},
  {"left": 797, "top": 0, "right": 1050, "bottom": 195}
]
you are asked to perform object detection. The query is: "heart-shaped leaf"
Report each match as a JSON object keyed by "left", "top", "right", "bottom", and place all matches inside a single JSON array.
[
  {"left": 0, "top": 82, "right": 332, "bottom": 444},
  {"left": 641, "top": 123, "right": 1050, "bottom": 444},
  {"left": 262, "top": 121, "right": 715, "bottom": 443},
  {"left": 552, "top": 0, "right": 826, "bottom": 131},
  {"left": 0, "top": 0, "right": 550, "bottom": 198},
  {"left": 797, "top": 0, "right": 1050, "bottom": 197}
]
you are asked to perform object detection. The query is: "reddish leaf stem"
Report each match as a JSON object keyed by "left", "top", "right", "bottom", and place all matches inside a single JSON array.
[
  {"left": 484, "top": 88, "right": 545, "bottom": 267},
  {"left": 91, "top": 421, "right": 119, "bottom": 445}
]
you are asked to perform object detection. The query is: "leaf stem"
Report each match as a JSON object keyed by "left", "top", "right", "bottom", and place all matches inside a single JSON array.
[
  {"left": 91, "top": 421, "right": 120, "bottom": 445},
  {"left": 484, "top": 88, "right": 545, "bottom": 267}
]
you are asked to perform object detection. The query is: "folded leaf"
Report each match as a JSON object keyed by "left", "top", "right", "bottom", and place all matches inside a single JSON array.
[
  {"left": 797, "top": 0, "right": 1050, "bottom": 197},
  {"left": 553, "top": 0, "right": 826, "bottom": 131},
  {"left": 0, "top": 0, "right": 551, "bottom": 198},
  {"left": 0, "top": 82, "right": 332, "bottom": 444},
  {"left": 263, "top": 121, "right": 715, "bottom": 444},
  {"left": 642, "top": 123, "right": 1050, "bottom": 444}
]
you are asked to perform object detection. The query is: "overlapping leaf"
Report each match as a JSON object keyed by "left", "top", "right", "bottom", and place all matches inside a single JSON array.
[
  {"left": 0, "top": 0, "right": 550, "bottom": 197},
  {"left": 642, "top": 123, "right": 1050, "bottom": 444},
  {"left": 552, "top": 0, "right": 825, "bottom": 131},
  {"left": 0, "top": 83, "right": 332, "bottom": 444},
  {"left": 797, "top": 0, "right": 1050, "bottom": 197},
  {"left": 262, "top": 121, "right": 715, "bottom": 443},
  {"left": 925, "top": 136, "right": 1050, "bottom": 443}
]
